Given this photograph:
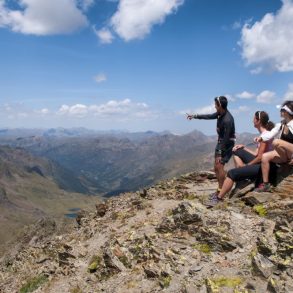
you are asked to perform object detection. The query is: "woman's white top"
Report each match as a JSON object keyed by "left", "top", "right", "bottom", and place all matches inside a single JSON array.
[{"left": 260, "top": 120, "right": 293, "bottom": 142}]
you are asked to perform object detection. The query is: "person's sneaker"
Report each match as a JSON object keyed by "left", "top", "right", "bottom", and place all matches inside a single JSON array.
[
  {"left": 205, "top": 194, "right": 223, "bottom": 208},
  {"left": 254, "top": 182, "right": 271, "bottom": 192},
  {"left": 208, "top": 190, "right": 219, "bottom": 199}
]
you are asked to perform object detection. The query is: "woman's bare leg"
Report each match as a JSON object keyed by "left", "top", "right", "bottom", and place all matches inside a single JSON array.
[
  {"left": 273, "top": 139, "right": 293, "bottom": 160},
  {"left": 218, "top": 177, "right": 234, "bottom": 199},
  {"left": 233, "top": 155, "right": 245, "bottom": 168},
  {"left": 261, "top": 150, "right": 284, "bottom": 183}
]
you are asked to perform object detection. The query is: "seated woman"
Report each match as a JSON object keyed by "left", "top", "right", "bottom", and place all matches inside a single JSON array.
[
  {"left": 207, "top": 111, "right": 274, "bottom": 207},
  {"left": 254, "top": 100, "right": 293, "bottom": 192}
]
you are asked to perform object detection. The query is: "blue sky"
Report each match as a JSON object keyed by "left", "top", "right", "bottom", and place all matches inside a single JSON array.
[{"left": 0, "top": 0, "right": 293, "bottom": 134}]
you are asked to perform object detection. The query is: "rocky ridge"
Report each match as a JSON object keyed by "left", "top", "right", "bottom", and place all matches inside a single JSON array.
[{"left": 0, "top": 170, "right": 292, "bottom": 293}]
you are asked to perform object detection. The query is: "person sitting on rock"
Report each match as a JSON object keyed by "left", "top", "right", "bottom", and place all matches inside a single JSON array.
[
  {"left": 254, "top": 100, "right": 293, "bottom": 192},
  {"left": 187, "top": 96, "right": 236, "bottom": 199},
  {"left": 206, "top": 111, "right": 274, "bottom": 207}
]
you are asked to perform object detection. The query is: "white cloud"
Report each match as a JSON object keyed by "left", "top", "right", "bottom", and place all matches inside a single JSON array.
[
  {"left": 180, "top": 104, "right": 215, "bottom": 116},
  {"left": 58, "top": 104, "right": 88, "bottom": 117},
  {"left": 231, "top": 105, "right": 250, "bottom": 114},
  {"left": 240, "top": 0, "right": 293, "bottom": 73},
  {"left": 283, "top": 83, "right": 293, "bottom": 101},
  {"left": 232, "top": 21, "right": 241, "bottom": 30},
  {"left": 224, "top": 94, "right": 236, "bottom": 102},
  {"left": 57, "top": 99, "right": 154, "bottom": 119},
  {"left": 236, "top": 91, "right": 256, "bottom": 99},
  {"left": 41, "top": 108, "right": 49, "bottom": 114},
  {"left": 250, "top": 67, "right": 262, "bottom": 75},
  {"left": 94, "top": 27, "right": 114, "bottom": 44},
  {"left": 35, "top": 108, "right": 50, "bottom": 115},
  {"left": 98, "top": 0, "right": 184, "bottom": 42},
  {"left": 256, "top": 90, "right": 276, "bottom": 104},
  {"left": 0, "top": 0, "right": 88, "bottom": 35},
  {"left": 93, "top": 73, "right": 107, "bottom": 83}
]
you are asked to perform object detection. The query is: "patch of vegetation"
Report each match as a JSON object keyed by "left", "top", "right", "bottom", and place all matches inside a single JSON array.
[
  {"left": 184, "top": 193, "right": 196, "bottom": 200},
  {"left": 192, "top": 243, "right": 212, "bottom": 254},
  {"left": 88, "top": 255, "right": 102, "bottom": 273},
  {"left": 127, "top": 281, "right": 137, "bottom": 289},
  {"left": 249, "top": 248, "right": 258, "bottom": 259},
  {"left": 19, "top": 275, "right": 48, "bottom": 293},
  {"left": 253, "top": 204, "right": 267, "bottom": 217},
  {"left": 213, "top": 276, "right": 242, "bottom": 287},
  {"left": 166, "top": 209, "right": 173, "bottom": 216},
  {"left": 159, "top": 276, "right": 172, "bottom": 288},
  {"left": 111, "top": 210, "right": 136, "bottom": 221},
  {"left": 118, "top": 255, "right": 131, "bottom": 268},
  {"left": 206, "top": 276, "right": 243, "bottom": 291},
  {"left": 70, "top": 286, "right": 83, "bottom": 293}
]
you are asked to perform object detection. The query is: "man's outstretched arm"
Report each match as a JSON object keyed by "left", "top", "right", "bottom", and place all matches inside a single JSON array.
[{"left": 187, "top": 112, "right": 218, "bottom": 120}]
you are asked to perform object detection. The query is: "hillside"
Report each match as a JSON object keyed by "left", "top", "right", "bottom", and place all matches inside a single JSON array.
[
  {"left": 1, "top": 170, "right": 292, "bottom": 292},
  {"left": 0, "top": 145, "right": 97, "bottom": 255}
]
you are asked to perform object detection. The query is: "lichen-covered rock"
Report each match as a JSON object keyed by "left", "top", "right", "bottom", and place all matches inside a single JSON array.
[
  {"left": 257, "top": 236, "right": 278, "bottom": 256},
  {"left": 252, "top": 253, "right": 276, "bottom": 278}
]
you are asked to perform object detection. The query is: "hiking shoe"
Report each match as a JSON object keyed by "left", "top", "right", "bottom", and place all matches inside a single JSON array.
[
  {"left": 205, "top": 194, "right": 223, "bottom": 208},
  {"left": 254, "top": 183, "right": 271, "bottom": 192},
  {"left": 208, "top": 190, "right": 219, "bottom": 200}
]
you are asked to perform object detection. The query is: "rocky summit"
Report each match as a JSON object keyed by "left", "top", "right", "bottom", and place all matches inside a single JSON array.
[{"left": 0, "top": 170, "right": 292, "bottom": 293}]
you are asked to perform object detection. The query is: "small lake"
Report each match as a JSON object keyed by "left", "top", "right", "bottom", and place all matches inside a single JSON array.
[{"left": 64, "top": 208, "right": 81, "bottom": 218}]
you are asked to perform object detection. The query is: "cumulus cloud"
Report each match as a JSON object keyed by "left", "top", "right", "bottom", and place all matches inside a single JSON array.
[
  {"left": 232, "top": 21, "right": 241, "bottom": 30},
  {"left": 94, "top": 27, "right": 114, "bottom": 44},
  {"left": 224, "top": 94, "right": 236, "bottom": 102},
  {"left": 35, "top": 108, "right": 50, "bottom": 115},
  {"left": 0, "top": 0, "right": 88, "bottom": 35},
  {"left": 57, "top": 99, "right": 154, "bottom": 119},
  {"left": 93, "top": 73, "right": 107, "bottom": 83},
  {"left": 236, "top": 91, "right": 256, "bottom": 99},
  {"left": 231, "top": 105, "right": 250, "bottom": 114},
  {"left": 240, "top": 0, "right": 293, "bottom": 73},
  {"left": 256, "top": 90, "right": 276, "bottom": 104},
  {"left": 97, "top": 0, "right": 184, "bottom": 43},
  {"left": 180, "top": 104, "right": 215, "bottom": 116}
]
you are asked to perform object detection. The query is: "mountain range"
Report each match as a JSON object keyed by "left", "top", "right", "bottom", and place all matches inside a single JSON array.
[{"left": 0, "top": 128, "right": 255, "bottom": 196}]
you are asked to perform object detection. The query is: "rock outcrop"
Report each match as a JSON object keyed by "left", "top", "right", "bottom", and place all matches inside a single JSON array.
[{"left": 0, "top": 170, "right": 292, "bottom": 293}]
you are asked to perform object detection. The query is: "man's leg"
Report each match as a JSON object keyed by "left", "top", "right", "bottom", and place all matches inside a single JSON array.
[{"left": 215, "top": 160, "right": 225, "bottom": 189}]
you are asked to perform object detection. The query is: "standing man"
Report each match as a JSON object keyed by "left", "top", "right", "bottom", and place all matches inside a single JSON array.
[{"left": 187, "top": 96, "right": 236, "bottom": 202}]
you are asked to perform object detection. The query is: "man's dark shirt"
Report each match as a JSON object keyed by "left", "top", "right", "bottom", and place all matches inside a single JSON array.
[{"left": 196, "top": 110, "right": 235, "bottom": 154}]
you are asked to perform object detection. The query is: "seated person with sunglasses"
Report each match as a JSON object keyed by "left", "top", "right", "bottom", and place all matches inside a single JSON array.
[
  {"left": 187, "top": 96, "right": 235, "bottom": 199},
  {"left": 254, "top": 100, "right": 293, "bottom": 192}
]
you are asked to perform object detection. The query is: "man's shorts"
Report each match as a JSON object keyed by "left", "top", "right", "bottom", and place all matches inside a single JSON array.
[{"left": 215, "top": 141, "right": 235, "bottom": 164}]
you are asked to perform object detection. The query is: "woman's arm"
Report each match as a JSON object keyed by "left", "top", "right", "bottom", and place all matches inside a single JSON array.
[
  {"left": 260, "top": 123, "right": 282, "bottom": 141},
  {"left": 241, "top": 146, "right": 258, "bottom": 157}
]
